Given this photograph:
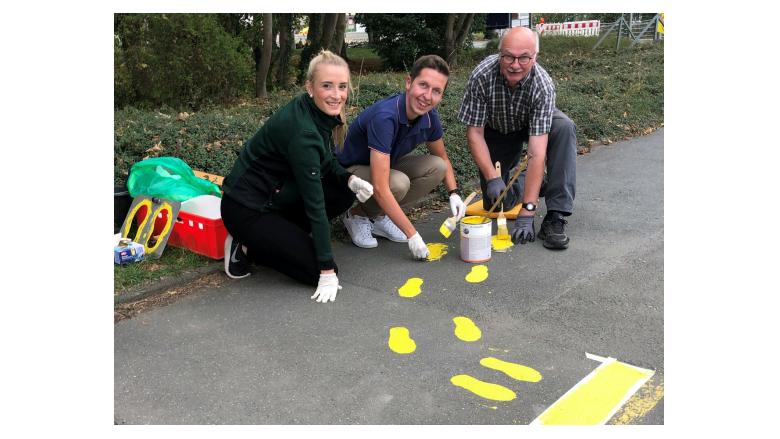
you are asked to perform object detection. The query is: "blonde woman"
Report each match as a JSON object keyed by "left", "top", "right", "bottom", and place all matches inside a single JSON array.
[{"left": 221, "top": 50, "right": 373, "bottom": 303}]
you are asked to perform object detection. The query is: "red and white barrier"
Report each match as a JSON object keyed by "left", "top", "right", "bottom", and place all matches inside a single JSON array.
[{"left": 539, "top": 20, "right": 600, "bottom": 37}]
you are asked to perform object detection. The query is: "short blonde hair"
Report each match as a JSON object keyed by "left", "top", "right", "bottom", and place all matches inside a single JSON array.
[{"left": 306, "top": 50, "right": 351, "bottom": 150}]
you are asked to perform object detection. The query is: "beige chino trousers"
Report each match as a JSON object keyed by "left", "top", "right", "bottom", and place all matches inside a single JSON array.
[{"left": 347, "top": 154, "right": 446, "bottom": 218}]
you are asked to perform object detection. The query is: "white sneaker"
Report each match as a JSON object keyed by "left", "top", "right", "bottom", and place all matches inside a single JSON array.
[
  {"left": 342, "top": 212, "right": 378, "bottom": 248},
  {"left": 372, "top": 215, "right": 408, "bottom": 243}
]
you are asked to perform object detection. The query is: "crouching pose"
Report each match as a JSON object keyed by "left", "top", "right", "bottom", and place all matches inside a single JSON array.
[{"left": 337, "top": 55, "right": 465, "bottom": 260}]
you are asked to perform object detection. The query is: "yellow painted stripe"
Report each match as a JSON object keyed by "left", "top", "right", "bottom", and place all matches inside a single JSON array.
[
  {"left": 532, "top": 359, "right": 654, "bottom": 425},
  {"left": 609, "top": 376, "right": 664, "bottom": 425}
]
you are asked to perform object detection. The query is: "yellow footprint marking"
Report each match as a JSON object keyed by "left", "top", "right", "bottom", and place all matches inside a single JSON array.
[
  {"left": 398, "top": 277, "right": 423, "bottom": 298},
  {"left": 480, "top": 357, "right": 543, "bottom": 382},
  {"left": 388, "top": 327, "right": 416, "bottom": 354},
  {"left": 450, "top": 374, "right": 517, "bottom": 401},
  {"left": 465, "top": 265, "right": 489, "bottom": 283},
  {"left": 426, "top": 243, "right": 449, "bottom": 261},
  {"left": 492, "top": 235, "right": 513, "bottom": 252},
  {"left": 453, "top": 316, "right": 482, "bottom": 342}
]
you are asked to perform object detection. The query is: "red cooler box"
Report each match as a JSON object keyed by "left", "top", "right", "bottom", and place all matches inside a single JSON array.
[
  {"left": 136, "top": 195, "right": 227, "bottom": 259},
  {"left": 170, "top": 195, "right": 227, "bottom": 259}
]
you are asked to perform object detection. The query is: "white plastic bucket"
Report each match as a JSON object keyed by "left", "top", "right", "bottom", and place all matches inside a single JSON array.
[{"left": 460, "top": 216, "right": 492, "bottom": 263}]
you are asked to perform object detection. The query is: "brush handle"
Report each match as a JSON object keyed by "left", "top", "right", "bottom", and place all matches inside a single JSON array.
[
  {"left": 462, "top": 191, "right": 477, "bottom": 206},
  {"left": 486, "top": 155, "right": 529, "bottom": 216}
]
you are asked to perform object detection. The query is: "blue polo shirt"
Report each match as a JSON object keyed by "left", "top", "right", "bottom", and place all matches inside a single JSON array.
[{"left": 337, "top": 93, "right": 444, "bottom": 167}]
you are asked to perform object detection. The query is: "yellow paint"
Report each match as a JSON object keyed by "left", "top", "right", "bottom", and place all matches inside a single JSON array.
[
  {"left": 426, "top": 243, "right": 448, "bottom": 261},
  {"left": 453, "top": 316, "right": 481, "bottom": 342},
  {"left": 480, "top": 357, "right": 542, "bottom": 382},
  {"left": 439, "top": 222, "right": 453, "bottom": 238},
  {"left": 609, "top": 378, "right": 664, "bottom": 425},
  {"left": 450, "top": 374, "right": 516, "bottom": 401},
  {"left": 462, "top": 215, "right": 489, "bottom": 225},
  {"left": 534, "top": 360, "right": 654, "bottom": 425},
  {"left": 122, "top": 198, "right": 153, "bottom": 242},
  {"left": 388, "top": 327, "right": 416, "bottom": 354},
  {"left": 398, "top": 277, "right": 424, "bottom": 298},
  {"left": 491, "top": 235, "right": 513, "bottom": 252},
  {"left": 465, "top": 265, "right": 489, "bottom": 283},
  {"left": 144, "top": 201, "right": 174, "bottom": 254}
]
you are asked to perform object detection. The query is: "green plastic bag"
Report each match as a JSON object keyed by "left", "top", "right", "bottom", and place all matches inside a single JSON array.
[{"left": 127, "top": 157, "right": 222, "bottom": 202}]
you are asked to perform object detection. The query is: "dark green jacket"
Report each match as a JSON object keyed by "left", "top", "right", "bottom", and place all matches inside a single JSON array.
[{"left": 223, "top": 93, "right": 352, "bottom": 270}]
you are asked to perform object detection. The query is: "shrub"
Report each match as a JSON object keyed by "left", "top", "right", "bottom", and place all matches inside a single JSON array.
[
  {"left": 115, "top": 14, "right": 253, "bottom": 110},
  {"left": 116, "top": 39, "right": 664, "bottom": 190}
]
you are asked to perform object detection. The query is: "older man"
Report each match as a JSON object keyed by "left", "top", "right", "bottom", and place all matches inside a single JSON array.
[{"left": 458, "top": 26, "right": 577, "bottom": 249}]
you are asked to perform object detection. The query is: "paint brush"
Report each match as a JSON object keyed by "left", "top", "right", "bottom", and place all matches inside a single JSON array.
[
  {"left": 494, "top": 162, "right": 511, "bottom": 241},
  {"left": 439, "top": 191, "right": 477, "bottom": 238}
]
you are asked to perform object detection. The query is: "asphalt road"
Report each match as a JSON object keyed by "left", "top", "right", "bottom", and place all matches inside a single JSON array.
[{"left": 115, "top": 129, "right": 664, "bottom": 425}]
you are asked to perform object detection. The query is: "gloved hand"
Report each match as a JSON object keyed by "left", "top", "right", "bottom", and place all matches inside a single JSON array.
[
  {"left": 485, "top": 177, "right": 506, "bottom": 207},
  {"left": 511, "top": 216, "right": 535, "bottom": 244},
  {"left": 348, "top": 175, "right": 374, "bottom": 203},
  {"left": 408, "top": 232, "right": 429, "bottom": 260},
  {"left": 311, "top": 273, "right": 342, "bottom": 303},
  {"left": 449, "top": 193, "right": 466, "bottom": 222}
]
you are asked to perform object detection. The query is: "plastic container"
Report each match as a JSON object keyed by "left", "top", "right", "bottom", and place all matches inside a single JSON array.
[
  {"left": 114, "top": 185, "right": 132, "bottom": 234},
  {"left": 170, "top": 195, "right": 226, "bottom": 259}
]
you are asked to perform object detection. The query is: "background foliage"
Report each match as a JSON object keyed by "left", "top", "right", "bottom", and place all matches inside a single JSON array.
[
  {"left": 115, "top": 14, "right": 254, "bottom": 109},
  {"left": 355, "top": 14, "right": 477, "bottom": 71},
  {"left": 115, "top": 36, "right": 664, "bottom": 193}
]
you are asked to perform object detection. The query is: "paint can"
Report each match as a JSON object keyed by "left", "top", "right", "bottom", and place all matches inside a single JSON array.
[{"left": 460, "top": 216, "right": 492, "bottom": 263}]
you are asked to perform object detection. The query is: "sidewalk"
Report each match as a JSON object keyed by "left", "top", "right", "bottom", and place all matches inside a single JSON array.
[{"left": 115, "top": 130, "right": 664, "bottom": 424}]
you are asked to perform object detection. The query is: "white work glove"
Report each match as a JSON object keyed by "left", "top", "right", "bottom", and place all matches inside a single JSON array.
[
  {"left": 311, "top": 273, "right": 342, "bottom": 303},
  {"left": 449, "top": 193, "right": 466, "bottom": 222},
  {"left": 408, "top": 232, "right": 429, "bottom": 260},
  {"left": 348, "top": 175, "right": 374, "bottom": 203}
]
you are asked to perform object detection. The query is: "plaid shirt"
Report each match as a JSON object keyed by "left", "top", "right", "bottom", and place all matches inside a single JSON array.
[{"left": 458, "top": 54, "right": 556, "bottom": 136}]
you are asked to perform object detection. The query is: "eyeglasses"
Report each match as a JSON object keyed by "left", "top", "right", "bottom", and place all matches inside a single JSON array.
[{"left": 499, "top": 53, "right": 536, "bottom": 65}]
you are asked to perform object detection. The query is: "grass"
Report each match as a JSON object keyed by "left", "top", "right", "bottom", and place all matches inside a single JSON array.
[
  {"left": 114, "top": 38, "right": 663, "bottom": 294},
  {"left": 114, "top": 246, "right": 215, "bottom": 294}
]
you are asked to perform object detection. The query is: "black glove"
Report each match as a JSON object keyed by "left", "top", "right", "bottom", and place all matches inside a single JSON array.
[
  {"left": 485, "top": 177, "right": 506, "bottom": 207},
  {"left": 511, "top": 216, "right": 535, "bottom": 244}
]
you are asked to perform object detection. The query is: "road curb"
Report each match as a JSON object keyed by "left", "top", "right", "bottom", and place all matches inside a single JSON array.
[{"left": 115, "top": 261, "right": 223, "bottom": 305}]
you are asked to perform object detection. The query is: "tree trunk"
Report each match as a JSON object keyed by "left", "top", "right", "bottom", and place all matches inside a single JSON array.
[
  {"left": 299, "top": 13, "right": 324, "bottom": 81},
  {"left": 256, "top": 13, "right": 273, "bottom": 98},
  {"left": 447, "top": 13, "right": 475, "bottom": 67},
  {"left": 444, "top": 14, "right": 456, "bottom": 64},
  {"left": 330, "top": 13, "right": 346, "bottom": 55},
  {"left": 340, "top": 38, "right": 349, "bottom": 62},
  {"left": 275, "top": 13, "right": 293, "bottom": 88},
  {"left": 320, "top": 13, "right": 340, "bottom": 52}
]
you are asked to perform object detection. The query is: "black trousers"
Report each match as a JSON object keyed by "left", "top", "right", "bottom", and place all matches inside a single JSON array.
[{"left": 220, "top": 175, "right": 355, "bottom": 286}]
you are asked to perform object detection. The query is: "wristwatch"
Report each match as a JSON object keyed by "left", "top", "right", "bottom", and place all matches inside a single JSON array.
[{"left": 521, "top": 202, "right": 537, "bottom": 211}]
